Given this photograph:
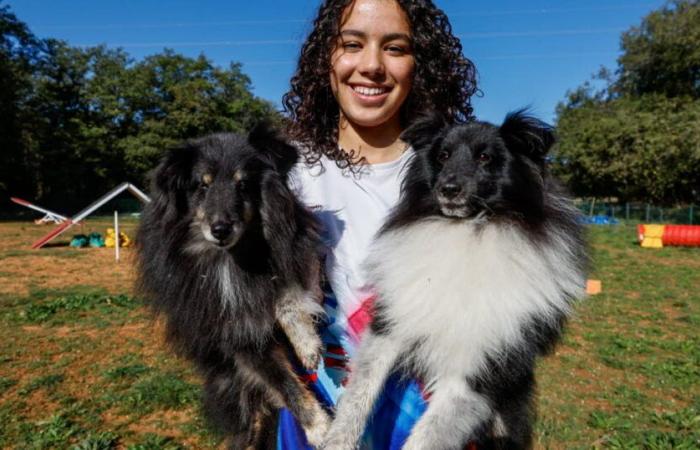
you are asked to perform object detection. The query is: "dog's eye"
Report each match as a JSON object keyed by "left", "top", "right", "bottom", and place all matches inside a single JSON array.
[
  {"left": 200, "top": 174, "right": 212, "bottom": 191},
  {"left": 437, "top": 150, "right": 450, "bottom": 163},
  {"left": 477, "top": 153, "right": 491, "bottom": 164},
  {"left": 237, "top": 180, "right": 247, "bottom": 191}
]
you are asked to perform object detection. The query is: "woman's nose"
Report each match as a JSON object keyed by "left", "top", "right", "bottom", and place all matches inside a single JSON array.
[{"left": 358, "top": 46, "right": 385, "bottom": 78}]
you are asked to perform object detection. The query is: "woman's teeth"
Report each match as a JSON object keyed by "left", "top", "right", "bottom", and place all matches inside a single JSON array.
[{"left": 352, "top": 86, "right": 388, "bottom": 96}]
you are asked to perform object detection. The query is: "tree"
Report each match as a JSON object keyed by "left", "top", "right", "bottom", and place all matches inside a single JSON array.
[
  {"left": 554, "top": 0, "right": 700, "bottom": 203},
  {"left": 119, "top": 50, "right": 277, "bottom": 179},
  {"left": 554, "top": 93, "right": 700, "bottom": 203},
  {"left": 0, "top": 2, "right": 278, "bottom": 210},
  {"left": 616, "top": 0, "right": 700, "bottom": 99},
  {"left": 0, "top": 3, "right": 43, "bottom": 201}
]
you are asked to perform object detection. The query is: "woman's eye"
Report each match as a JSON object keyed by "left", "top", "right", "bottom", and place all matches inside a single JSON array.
[
  {"left": 386, "top": 45, "right": 405, "bottom": 54},
  {"left": 437, "top": 150, "right": 450, "bottom": 163},
  {"left": 478, "top": 153, "right": 491, "bottom": 164},
  {"left": 343, "top": 41, "right": 362, "bottom": 51}
]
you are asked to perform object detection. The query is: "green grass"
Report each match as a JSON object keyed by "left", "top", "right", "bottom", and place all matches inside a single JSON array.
[
  {"left": 534, "top": 224, "right": 700, "bottom": 448},
  {"left": 125, "top": 434, "right": 185, "bottom": 450},
  {"left": 0, "top": 222, "right": 698, "bottom": 448}
]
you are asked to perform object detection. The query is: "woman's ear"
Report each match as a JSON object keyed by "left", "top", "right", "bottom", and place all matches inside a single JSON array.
[
  {"left": 248, "top": 121, "right": 299, "bottom": 176},
  {"left": 499, "top": 110, "right": 555, "bottom": 164},
  {"left": 401, "top": 112, "right": 448, "bottom": 151}
]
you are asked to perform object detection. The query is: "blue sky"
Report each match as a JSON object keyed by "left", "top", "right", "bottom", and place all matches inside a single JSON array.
[{"left": 8, "top": 0, "right": 666, "bottom": 124}]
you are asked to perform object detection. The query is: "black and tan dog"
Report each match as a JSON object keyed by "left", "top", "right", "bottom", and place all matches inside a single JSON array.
[{"left": 136, "top": 125, "right": 328, "bottom": 449}]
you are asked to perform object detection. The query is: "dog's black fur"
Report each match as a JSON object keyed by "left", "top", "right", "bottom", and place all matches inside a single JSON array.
[
  {"left": 136, "top": 126, "right": 329, "bottom": 449},
  {"left": 389, "top": 110, "right": 572, "bottom": 233}
]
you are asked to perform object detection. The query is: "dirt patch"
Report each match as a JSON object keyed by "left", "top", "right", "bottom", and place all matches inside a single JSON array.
[{"left": 0, "top": 220, "right": 138, "bottom": 297}]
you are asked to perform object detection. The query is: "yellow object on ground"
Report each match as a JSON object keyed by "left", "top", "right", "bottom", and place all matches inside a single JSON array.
[
  {"left": 640, "top": 224, "right": 665, "bottom": 248},
  {"left": 105, "top": 228, "right": 132, "bottom": 247}
]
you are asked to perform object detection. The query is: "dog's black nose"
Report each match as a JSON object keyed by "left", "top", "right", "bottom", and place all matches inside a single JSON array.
[
  {"left": 210, "top": 221, "right": 233, "bottom": 241},
  {"left": 439, "top": 183, "right": 462, "bottom": 199}
]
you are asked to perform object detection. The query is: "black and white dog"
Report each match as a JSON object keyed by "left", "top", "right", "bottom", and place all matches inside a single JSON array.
[
  {"left": 324, "top": 111, "right": 587, "bottom": 450},
  {"left": 136, "top": 126, "right": 329, "bottom": 449}
]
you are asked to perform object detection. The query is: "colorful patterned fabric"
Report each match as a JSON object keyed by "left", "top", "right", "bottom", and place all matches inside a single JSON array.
[{"left": 276, "top": 290, "right": 427, "bottom": 449}]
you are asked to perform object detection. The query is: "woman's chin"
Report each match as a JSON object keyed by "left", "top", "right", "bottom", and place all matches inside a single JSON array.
[{"left": 341, "top": 107, "right": 402, "bottom": 129}]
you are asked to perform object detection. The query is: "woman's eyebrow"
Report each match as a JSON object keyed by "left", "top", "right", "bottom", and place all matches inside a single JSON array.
[
  {"left": 383, "top": 32, "right": 412, "bottom": 43},
  {"left": 339, "top": 29, "right": 412, "bottom": 43}
]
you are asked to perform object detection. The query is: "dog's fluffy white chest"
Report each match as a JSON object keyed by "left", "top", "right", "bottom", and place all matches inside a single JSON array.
[{"left": 365, "top": 219, "right": 583, "bottom": 383}]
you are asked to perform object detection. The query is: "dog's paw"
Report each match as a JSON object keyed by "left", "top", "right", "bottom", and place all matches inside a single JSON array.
[
  {"left": 297, "top": 335, "right": 323, "bottom": 371},
  {"left": 304, "top": 408, "right": 330, "bottom": 448},
  {"left": 320, "top": 436, "right": 355, "bottom": 450}
]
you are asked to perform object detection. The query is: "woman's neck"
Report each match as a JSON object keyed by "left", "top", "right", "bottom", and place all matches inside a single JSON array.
[{"left": 337, "top": 115, "right": 407, "bottom": 164}]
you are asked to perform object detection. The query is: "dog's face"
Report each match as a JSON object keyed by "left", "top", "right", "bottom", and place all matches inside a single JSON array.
[
  {"left": 150, "top": 124, "right": 298, "bottom": 250},
  {"left": 401, "top": 111, "right": 555, "bottom": 221},
  {"left": 188, "top": 143, "right": 265, "bottom": 248}
]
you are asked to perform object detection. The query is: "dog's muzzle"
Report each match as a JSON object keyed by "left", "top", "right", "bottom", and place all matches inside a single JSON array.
[
  {"left": 201, "top": 220, "right": 242, "bottom": 247},
  {"left": 211, "top": 221, "right": 233, "bottom": 241},
  {"left": 436, "top": 182, "right": 469, "bottom": 218}
]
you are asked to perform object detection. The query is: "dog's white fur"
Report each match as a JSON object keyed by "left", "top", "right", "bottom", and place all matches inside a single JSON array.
[
  {"left": 367, "top": 218, "right": 582, "bottom": 384},
  {"left": 324, "top": 217, "right": 584, "bottom": 449}
]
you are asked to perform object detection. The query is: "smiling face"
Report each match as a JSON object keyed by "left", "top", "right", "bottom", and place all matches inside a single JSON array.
[{"left": 330, "top": 0, "right": 415, "bottom": 130}]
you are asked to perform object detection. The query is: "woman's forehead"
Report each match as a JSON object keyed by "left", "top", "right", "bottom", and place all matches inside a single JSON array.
[{"left": 340, "top": 0, "right": 411, "bottom": 36}]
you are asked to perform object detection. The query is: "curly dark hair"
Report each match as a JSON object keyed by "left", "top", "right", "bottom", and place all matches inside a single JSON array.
[{"left": 282, "top": 0, "right": 478, "bottom": 169}]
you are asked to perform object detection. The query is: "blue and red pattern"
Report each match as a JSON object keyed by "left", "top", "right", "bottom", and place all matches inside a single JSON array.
[{"left": 276, "top": 290, "right": 427, "bottom": 449}]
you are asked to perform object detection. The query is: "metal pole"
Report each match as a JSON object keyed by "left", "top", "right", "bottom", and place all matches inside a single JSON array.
[
  {"left": 646, "top": 204, "right": 651, "bottom": 222},
  {"left": 114, "top": 210, "right": 120, "bottom": 262},
  {"left": 691, "top": 205, "right": 695, "bottom": 225}
]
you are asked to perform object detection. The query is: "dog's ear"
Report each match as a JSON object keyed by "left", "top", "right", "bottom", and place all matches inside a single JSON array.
[
  {"left": 153, "top": 143, "right": 198, "bottom": 193},
  {"left": 148, "top": 143, "right": 198, "bottom": 224},
  {"left": 499, "top": 110, "right": 555, "bottom": 163},
  {"left": 248, "top": 122, "right": 299, "bottom": 176},
  {"left": 401, "top": 112, "right": 448, "bottom": 151}
]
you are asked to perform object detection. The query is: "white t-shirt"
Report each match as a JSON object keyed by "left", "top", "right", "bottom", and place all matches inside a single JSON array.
[{"left": 290, "top": 149, "right": 413, "bottom": 318}]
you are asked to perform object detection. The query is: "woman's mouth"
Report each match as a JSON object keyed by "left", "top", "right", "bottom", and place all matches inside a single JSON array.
[
  {"left": 349, "top": 84, "right": 392, "bottom": 105},
  {"left": 352, "top": 85, "right": 390, "bottom": 96}
]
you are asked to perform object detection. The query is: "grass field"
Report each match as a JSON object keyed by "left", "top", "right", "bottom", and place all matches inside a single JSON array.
[{"left": 0, "top": 218, "right": 698, "bottom": 449}]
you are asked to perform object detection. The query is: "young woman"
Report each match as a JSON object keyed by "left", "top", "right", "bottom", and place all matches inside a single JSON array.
[{"left": 280, "top": 0, "right": 477, "bottom": 448}]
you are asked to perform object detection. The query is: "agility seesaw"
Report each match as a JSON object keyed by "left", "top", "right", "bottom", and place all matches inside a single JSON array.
[
  {"left": 10, "top": 197, "right": 69, "bottom": 224},
  {"left": 30, "top": 182, "right": 150, "bottom": 249}
]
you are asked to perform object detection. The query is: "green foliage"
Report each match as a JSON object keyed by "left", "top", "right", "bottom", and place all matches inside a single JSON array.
[
  {"left": 119, "top": 51, "right": 276, "bottom": 176},
  {"left": 555, "top": 0, "right": 700, "bottom": 202},
  {"left": 19, "top": 293, "right": 138, "bottom": 323},
  {"left": 0, "top": 3, "right": 42, "bottom": 201},
  {"left": 71, "top": 431, "right": 120, "bottom": 450},
  {"left": 126, "top": 434, "right": 185, "bottom": 450},
  {"left": 554, "top": 93, "right": 700, "bottom": 202},
  {"left": 19, "top": 414, "right": 80, "bottom": 449},
  {"left": 103, "top": 364, "right": 152, "bottom": 381},
  {"left": 119, "top": 373, "right": 199, "bottom": 414},
  {"left": 617, "top": 0, "right": 700, "bottom": 99},
  {"left": 0, "top": 376, "right": 17, "bottom": 394},
  {"left": 0, "top": 4, "right": 278, "bottom": 210},
  {"left": 19, "top": 373, "right": 64, "bottom": 396}
]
